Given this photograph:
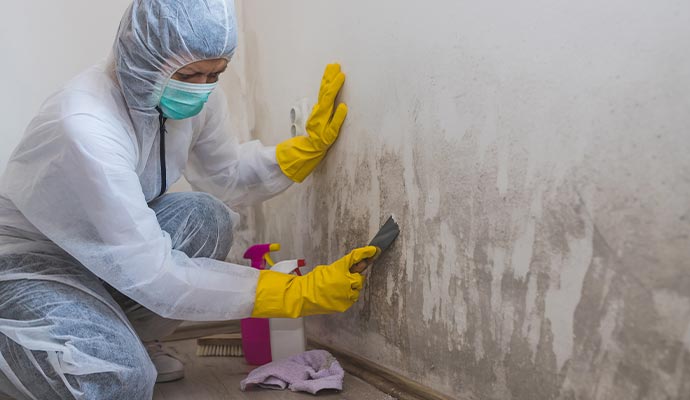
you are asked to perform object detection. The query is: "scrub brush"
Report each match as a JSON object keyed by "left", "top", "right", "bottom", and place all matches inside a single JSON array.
[{"left": 196, "top": 333, "right": 243, "bottom": 357}]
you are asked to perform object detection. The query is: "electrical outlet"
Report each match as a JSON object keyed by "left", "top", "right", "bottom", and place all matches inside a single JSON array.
[{"left": 289, "top": 97, "right": 311, "bottom": 137}]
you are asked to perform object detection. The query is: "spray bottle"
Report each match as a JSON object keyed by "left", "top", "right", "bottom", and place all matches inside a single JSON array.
[
  {"left": 241, "top": 244, "right": 307, "bottom": 365},
  {"left": 241, "top": 243, "right": 280, "bottom": 365}
]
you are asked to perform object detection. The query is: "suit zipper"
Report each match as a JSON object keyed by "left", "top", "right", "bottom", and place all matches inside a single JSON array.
[{"left": 157, "top": 109, "right": 168, "bottom": 197}]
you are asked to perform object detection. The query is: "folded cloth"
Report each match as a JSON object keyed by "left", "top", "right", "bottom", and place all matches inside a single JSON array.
[{"left": 240, "top": 349, "right": 344, "bottom": 394}]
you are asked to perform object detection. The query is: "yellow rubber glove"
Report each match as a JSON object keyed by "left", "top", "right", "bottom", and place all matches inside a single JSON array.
[
  {"left": 276, "top": 63, "right": 347, "bottom": 183},
  {"left": 251, "top": 246, "right": 378, "bottom": 318}
]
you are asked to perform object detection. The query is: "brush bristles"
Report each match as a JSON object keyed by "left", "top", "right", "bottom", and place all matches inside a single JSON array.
[
  {"left": 195, "top": 334, "right": 243, "bottom": 357},
  {"left": 196, "top": 343, "right": 243, "bottom": 357}
]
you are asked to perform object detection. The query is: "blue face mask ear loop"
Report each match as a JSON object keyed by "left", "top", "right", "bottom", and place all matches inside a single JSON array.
[{"left": 155, "top": 106, "right": 168, "bottom": 198}]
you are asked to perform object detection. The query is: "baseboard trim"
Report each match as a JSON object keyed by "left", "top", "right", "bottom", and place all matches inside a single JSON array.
[{"left": 308, "top": 338, "right": 454, "bottom": 400}]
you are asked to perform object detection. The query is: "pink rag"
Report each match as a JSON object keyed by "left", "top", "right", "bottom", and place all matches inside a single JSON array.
[{"left": 240, "top": 350, "right": 344, "bottom": 394}]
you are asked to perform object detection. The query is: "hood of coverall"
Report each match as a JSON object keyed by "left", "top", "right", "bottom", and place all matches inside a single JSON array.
[{"left": 112, "top": 0, "right": 237, "bottom": 172}]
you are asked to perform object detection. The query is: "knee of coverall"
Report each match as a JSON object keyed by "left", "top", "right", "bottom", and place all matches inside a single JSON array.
[{"left": 181, "top": 191, "right": 236, "bottom": 260}]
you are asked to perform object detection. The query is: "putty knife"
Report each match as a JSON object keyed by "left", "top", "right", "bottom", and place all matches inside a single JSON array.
[{"left": 350, "top": 216, "right": 400, "bottom": 273}]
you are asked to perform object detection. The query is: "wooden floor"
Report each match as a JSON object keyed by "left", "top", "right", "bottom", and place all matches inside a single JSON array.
[{"left": 153, "top": 339, "right": 396, "bottom": 400}]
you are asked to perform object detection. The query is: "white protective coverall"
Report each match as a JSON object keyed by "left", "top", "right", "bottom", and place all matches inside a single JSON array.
[{"left": 0, "top": 0, "right": 292, "bottom": 323}]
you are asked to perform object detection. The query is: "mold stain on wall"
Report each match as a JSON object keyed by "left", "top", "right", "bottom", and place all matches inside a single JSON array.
[
  {"left": 234, "top": 2, "right": 690, "bottom": 398},
  {"left": 283, "top": 116, "right": 690, "bottom": 399}
]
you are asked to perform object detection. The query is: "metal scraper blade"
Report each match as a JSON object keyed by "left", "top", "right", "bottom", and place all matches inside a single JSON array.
[
  {"left": 350, "top": 216, "right": 400, "bottom": 273},
  {"left": 368, "top": 216, "right": 400, "bottom": 253}
]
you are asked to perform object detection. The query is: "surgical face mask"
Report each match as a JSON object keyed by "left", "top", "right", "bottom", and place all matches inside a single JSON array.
[{"left": 159, "top": 79, "right": 217, "bottom": 120}]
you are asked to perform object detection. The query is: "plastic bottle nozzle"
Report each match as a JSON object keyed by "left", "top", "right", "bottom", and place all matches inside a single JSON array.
[{"left": 244, "top": 243, "right": 281, "bottom": 270}]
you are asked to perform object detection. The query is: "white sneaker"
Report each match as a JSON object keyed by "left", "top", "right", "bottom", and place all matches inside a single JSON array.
[{"left": 145, "top": 340, "right": 185, "bottom": 383}]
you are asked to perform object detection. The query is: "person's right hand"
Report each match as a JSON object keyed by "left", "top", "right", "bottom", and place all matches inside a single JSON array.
[{"left": 251, "top": 246, "right": 378, "bottom": 318}]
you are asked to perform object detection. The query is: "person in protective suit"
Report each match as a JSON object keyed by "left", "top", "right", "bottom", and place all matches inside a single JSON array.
[{"left": 0, "top": 0, "right": 376, "bottom": 398}]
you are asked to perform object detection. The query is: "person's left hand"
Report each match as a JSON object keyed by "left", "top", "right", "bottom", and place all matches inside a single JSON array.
[{"left": 276, "top": 63, "right": 347, "bottom": 183}]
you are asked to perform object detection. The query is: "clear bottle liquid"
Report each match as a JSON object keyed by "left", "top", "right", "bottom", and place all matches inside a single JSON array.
[{"left": 268, "top": 259, "right": 306, "bottom": 361}]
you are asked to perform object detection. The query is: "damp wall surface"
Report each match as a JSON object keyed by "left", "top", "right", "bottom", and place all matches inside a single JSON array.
[{"left": 229, "top": 1, "right": 690, "bottom": 398}]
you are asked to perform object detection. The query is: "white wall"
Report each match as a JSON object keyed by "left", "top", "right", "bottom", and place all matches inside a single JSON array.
[
  {"left": 235, "top": 1, "right": 690, "bottom": 398},
  {"left": 0, "top": 1, "right": 131, "bottom": 172}
]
